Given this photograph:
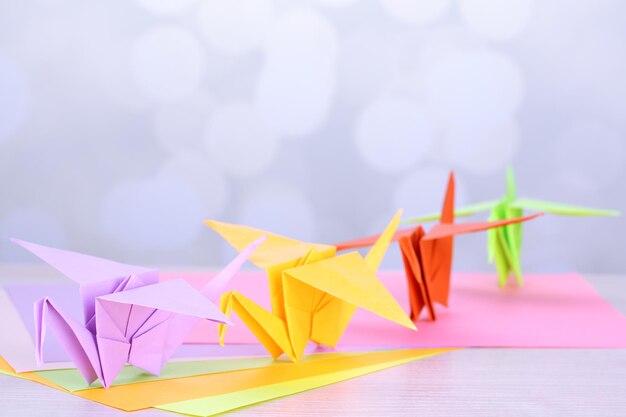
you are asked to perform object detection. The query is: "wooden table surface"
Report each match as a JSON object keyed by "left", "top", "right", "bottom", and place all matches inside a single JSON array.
[{"left": 1, "top": 268, "right": 625, "bottom": 417}]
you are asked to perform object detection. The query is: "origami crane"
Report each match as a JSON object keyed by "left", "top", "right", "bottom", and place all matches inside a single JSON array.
[
  {"left": 11, "top": 236, "right": 265, "bottom": 388},
  {"left": 205, "top": 211, "right": 416, "bottom": 362},
  {"left": 334, "top": 172, "right": 542, "bottom": 321},
  {"left": 402, "top": 168, "right": 619, "bottom": 287}
]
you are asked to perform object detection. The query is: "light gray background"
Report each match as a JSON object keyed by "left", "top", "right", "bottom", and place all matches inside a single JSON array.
[{"left": 0, "top": 0, "right": 624, "bottom": 273}]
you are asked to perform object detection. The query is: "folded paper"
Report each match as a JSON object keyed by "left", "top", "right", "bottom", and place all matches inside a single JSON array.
[
  {"left": 335, "top": 172, "right": 541, "bottom": 320},
  {"left": 10, "top": 237, "right": 264, "bottom": 388},
  {"left": 403, "top": 168, "right": 619, "bottom": 286},
  {"left": 205, "top": 210, "right": 416, "bottom": 362}
]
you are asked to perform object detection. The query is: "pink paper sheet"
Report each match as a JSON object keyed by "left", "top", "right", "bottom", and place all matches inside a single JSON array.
[{"left": 162, "top": 271, "right": 626, "bottom": 348}]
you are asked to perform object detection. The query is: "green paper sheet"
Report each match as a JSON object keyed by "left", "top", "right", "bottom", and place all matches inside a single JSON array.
[{"left": 34, "top": 351, "right": 361, "bottom": 392}]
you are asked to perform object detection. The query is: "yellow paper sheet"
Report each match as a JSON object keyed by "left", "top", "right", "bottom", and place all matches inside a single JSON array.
[{"left": 156, "top": 351, "right": 441, "bottom": 416}]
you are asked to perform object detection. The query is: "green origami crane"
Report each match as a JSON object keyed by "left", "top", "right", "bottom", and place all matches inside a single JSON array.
[{"left": 403, "top": 168, "right": 620, "bottom": 287}]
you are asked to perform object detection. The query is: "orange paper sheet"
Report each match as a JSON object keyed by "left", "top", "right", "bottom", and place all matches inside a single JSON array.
[{"left": 0, "top": 348, "right": 453, "bottom": 411}]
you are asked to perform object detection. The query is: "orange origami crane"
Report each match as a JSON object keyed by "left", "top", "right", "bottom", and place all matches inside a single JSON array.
[
  {"left": 335, "top": 173, "right": 542, "bottom": 321},
  {"left": 205, "top": 211, "right": 415, "bottom": 362}
]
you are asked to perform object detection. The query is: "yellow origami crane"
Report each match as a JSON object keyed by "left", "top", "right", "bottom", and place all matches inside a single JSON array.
[{"left": 205, "top": 210, "right": 416, "bottom": 362}]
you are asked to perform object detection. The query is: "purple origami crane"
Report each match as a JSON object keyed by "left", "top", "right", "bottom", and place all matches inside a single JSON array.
[{"left": 11, "top": 236, "right": 266, "bottom": 389}]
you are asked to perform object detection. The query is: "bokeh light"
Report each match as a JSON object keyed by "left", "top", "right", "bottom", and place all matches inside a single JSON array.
[
  {"left": 133, "top": 0, "right": 197, "bottom": 15},
  {"left": 79, "top": 38, "right": 150, "bottom": 112},
  {"left": 238, "top": 182, "right": 316, "bottom": 243},
  {"left": 393, "top": 166, "right": 469, "bottom": 217},
  {"left": 444, "top": 120, "right": 519, "bottom": 175},
  {"left": 313, "top": 0, "right": 360, "bottom": 7},
  {"left": 99, "top": 173, "right": 208, "bottom": 251},
  {"left": 555, "top": 120, "right": 625, "bottom": 192},
  {"left": 204, "top": 102, "right": 279, "bottom": 177},
  {"left": 0, "top": 208, "right": 68, "bottom": 262},
  {"left": 426, "top": 49, "right": 524, "bottom": 130},
  {"left": 0, "top": 54, "right": 30, "bottom": 144},
  {"left": 355, "top": 96, "right": 434, "bottom": 174},
  {"left": 160, "top": 151, "right": 230, "bottom": 220},
  {"left": 380, "top": 0, "right": 451, "bottom": 24},
  {"left": 196, "top": 0, "right": 274, "bottom": 56},
  {"left": 1, "top": 0, "right": 623, "bottom": 275},
  {"left": 155, "top": 91, "right": 215, "bottom": 153},
  {"left": 459, "top": 0, "right": 534, "bottom": 41},
  {"left": 130, "top": 26, "right": 207, "bottom": 102},
  {"left": 338, "top": 31, "right": 401, "bottom": 103},
  {"left": 255, "top": 9, "right": 337, "bottom": 138}
]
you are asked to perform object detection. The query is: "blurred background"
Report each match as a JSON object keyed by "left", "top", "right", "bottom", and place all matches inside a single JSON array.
[{"left": 0, "top": 0, "right": 624, "bottom": 273}]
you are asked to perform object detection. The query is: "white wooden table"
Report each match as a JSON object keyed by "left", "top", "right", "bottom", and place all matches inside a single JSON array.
[{"left": 1, "top": 268, "right": 624, "bottom": 417}]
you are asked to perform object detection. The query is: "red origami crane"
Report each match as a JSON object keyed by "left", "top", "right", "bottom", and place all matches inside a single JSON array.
[{"left": 334, "top": 172, "right": 542, "bottom": 321}]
